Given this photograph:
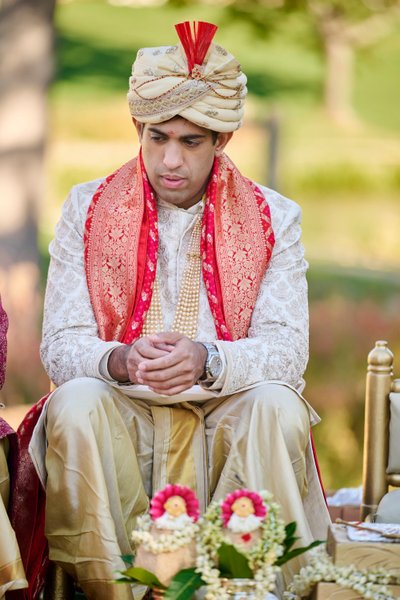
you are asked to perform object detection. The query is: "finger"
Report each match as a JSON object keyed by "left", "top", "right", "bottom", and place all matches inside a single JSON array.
[
  {"left": 152, "top": 342, "right": 175, "bottom": 352},
  {"left": 149, "top": 332, "right": 183, "bottom": 345},
  {"left": 136, "top": 364, "right": 190, "bottom": 385},
  {"left": 137, "top": 350, "right": 182, "bottom": 372},
  {"left": 132, "top": 339, "right": 171, "bottom": 360},
  {"left": 134, "top": 345, "right": 170, "bottom": 360},
  {"left": 125, "top": 341, "right": 169, "bottom": 382}
]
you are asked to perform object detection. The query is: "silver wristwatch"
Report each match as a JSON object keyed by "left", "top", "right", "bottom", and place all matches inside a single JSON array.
[{"left": 199, "top": 342, "right": 223, "bottom": 383}]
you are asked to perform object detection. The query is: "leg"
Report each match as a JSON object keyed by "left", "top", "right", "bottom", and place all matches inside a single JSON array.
[
  {"left": 204, "top": 383, "right": 321, "bottom": 585},
  {"left": 45, "top": 377, "right": 153, "bottom": 600}
]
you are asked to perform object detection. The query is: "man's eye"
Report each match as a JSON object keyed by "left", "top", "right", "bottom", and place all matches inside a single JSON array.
[
  {"left": 185, "top": 140, "right": 200, "bottom": 147},
  {"left": 150, "top": 135, "right": 165, "bottom": 142}
]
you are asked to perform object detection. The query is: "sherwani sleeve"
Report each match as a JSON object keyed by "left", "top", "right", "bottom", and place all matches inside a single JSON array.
[
  {"left": 215, "top": 189, "right": 309, "bottom": 396},
  {"left": 40, "top": 182, "right": 123, "bottom": 387}
]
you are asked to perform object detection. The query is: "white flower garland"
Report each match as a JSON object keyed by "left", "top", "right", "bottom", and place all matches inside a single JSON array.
[
  {"left": 285, "top": 546, "right": 400, "bottom": 600},
  {"left": 131, "top": 514, "right": 199, "bottom": 554},
  {"left": 196, "top": 491, "right": 286, "bottom": 600}
]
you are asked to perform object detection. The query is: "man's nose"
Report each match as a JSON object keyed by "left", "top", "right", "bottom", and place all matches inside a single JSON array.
[{"left": 163, "top": 143, "right": 184, "bottom": 170}]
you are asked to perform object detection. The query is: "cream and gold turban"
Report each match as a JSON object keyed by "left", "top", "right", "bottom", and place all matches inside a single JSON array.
[{"left": 127, "top": 21, "right": 247, "bottom": 133}]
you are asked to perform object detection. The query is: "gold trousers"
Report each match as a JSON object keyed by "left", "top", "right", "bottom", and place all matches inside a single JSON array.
[
  {"left": 0, "top": 438, "right": 28, "bottom": 599},
  {"left": 43, "top": 378, "right": 330, "bottom": 600}
]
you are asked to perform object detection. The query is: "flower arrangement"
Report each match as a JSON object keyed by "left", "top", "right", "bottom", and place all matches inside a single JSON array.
[
  {"left": 117, "top": 486, "right": 322, "bottom": 600},
  {"left": 286, "top": 546, "right": 400, "bottom": 600},
  {"left": 221, "top": 489, "right": 267, "bottom": 530},
  {"left": 132, "top": 484, "right": 200, "bottom": 554},
  {"left": 121, "top": 484, "right": 200, "bottom": 589},
  {"left": 150, "top": 484, "right": 200, "bottom": 525},
  {"left": 196, "top": 489, "right": 319, "bottom": 600}
]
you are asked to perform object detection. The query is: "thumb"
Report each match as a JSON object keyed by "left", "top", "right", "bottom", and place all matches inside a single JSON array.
[{"left": 149, "top": 332, "right": 183, "bottom": 344}]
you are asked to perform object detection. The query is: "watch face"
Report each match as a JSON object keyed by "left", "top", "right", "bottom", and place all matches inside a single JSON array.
[{"left": 209, "top": 354, "right": 222, "bottom": 378}]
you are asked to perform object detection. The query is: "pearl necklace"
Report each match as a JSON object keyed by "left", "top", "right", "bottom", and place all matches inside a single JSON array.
[{"left": 142, "top": 214, "right": 202, "bottom": 340}]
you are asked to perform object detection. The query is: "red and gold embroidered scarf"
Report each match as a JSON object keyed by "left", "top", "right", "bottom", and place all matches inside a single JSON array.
[{"left": 84, "top": 152, "right": 275, "bottom": 343}]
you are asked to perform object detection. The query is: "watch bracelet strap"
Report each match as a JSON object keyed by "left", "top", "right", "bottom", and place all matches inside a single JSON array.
[{"left": 198, "top": 342, "right": 219, "bottom": 382}]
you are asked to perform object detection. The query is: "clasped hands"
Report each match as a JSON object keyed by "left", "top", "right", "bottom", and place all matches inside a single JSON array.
[{"left": 108, "top": 332, "right": 207, "bottom": 396}]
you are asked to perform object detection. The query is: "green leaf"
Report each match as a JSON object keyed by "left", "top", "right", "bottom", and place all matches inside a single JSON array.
[
  {"left": 217, "top": 542, "right": 253, "bottom": 579},
  {"left": 282, "top": 522, "right": 298, "bottom": 553},
  {"left": 284, "top": 521, "right": 297, "bottom": 539},
  {"left": 276, "top": 539, "right": 324, "bottom": 566},
  {"left": 164, "top": 568, "right": 205, "bottom": 600},
  {"left": 121, "top": 554, "right": 134, "bottom": 567},
  {"left": 118, "top": 566, "right": 166, "bottom": 589}
]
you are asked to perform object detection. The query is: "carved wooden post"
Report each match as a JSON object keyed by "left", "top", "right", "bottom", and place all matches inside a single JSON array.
[{"left": 361, "top": 340, "right": 393, "bottom": 520}]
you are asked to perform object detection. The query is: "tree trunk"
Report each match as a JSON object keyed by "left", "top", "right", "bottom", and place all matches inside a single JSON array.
[
  {"left": 0, "top": 0, "right": 56, "bottom": 405},
  {"left": 323, "top": 33, "right": 359, "bottom": 127}
]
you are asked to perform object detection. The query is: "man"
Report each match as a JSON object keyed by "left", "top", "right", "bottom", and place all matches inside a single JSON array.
[
  {"left": 0, "top": 298, "right": 28, "bottom": 598},
  {"left": 29, "top": 21, "right": 330, "bottom": 600}
]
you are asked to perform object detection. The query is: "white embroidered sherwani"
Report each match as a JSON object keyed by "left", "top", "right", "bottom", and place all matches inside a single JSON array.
[{"left": 31, "top": 177, "right": 331, "bottom": 600}]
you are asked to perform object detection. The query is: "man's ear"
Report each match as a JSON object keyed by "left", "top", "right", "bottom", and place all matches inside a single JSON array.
[
  {"left": 132, "top": 118, "right": 144, "bottom": 141},
  {"left": 214, "top": 132, "right": 233, "bottom": 156}
]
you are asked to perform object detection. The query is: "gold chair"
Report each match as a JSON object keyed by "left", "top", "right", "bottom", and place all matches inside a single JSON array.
[{"left": 361, "top": 340, "right": 400, "bottom": 520}]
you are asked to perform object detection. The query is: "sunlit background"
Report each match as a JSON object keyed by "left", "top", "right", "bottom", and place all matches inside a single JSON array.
[{"left": 1, "top": 0, "right": 399, "bottom": 490}]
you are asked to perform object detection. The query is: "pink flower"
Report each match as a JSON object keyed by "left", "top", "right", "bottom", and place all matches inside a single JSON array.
[
  {"left": 220, "top": 489, "right": 267, "bottom": 527},
  {"left": 150, "top": 484, "right": 200, "bottom": 522}
]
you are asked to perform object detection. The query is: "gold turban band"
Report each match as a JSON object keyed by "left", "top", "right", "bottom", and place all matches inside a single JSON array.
[{"left": 127, "top": 21, "right": 247, "bottom": 133}]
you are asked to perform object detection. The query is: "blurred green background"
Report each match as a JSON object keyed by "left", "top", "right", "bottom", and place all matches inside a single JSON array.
[{"left": 13, "top": 0, "right": 400, "bottom": 489}]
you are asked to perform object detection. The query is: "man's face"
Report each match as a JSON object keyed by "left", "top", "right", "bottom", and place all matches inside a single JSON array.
[{"left": 135, "top": 117, "right": 232, "bottom": 209}]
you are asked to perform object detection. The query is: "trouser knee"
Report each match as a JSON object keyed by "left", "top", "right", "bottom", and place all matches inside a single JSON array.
[
  {"left": 46, "top": 377, "right": 115, "bottom": 433},
  {"left": 238, "top": 383, "right": 310, "bottom": 457}
]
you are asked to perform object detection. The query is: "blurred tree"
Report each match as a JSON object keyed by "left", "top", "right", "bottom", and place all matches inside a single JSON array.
[
  {"left": 169, "top": 0, "right": 400, "bottom": 126},
  {"left": 303, "top": 0, "right": 400, "bottom": 125},
  {"left": 0, "top": 0, "right": 56, "bottom": 404}
]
